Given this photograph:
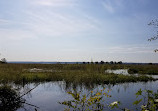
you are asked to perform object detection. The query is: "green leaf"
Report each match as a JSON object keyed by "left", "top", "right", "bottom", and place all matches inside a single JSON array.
[
  {"left": 147, "top": 90, "right": 153, "bottom": 94},
  {"left": 135, "top": 89, "right": 142, "bottom": 97},
  {"left": 133, "top": 99, "right": 142, "bottom": 105}
]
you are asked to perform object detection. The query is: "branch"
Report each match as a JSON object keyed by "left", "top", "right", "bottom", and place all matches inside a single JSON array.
[
  {"left": 20, "top": 84, "right": 39, "bottom": 98},
  {"left": 24, "top": 102, "right": 40, "bottom": 109}
]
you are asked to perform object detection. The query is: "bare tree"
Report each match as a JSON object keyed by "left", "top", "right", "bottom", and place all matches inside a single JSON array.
[{"left": 148, "top": 19, "right": 158, "bottom": 52}]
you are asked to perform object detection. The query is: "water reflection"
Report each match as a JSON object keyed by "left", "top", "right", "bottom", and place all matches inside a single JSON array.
[
  {"left": 0, "top": 84, "right": 41, "bottom": 111},
  {"left": 1, "top": 80, "right": 158, "bottom": 111},
  {"left": 105, "top": 69, "right": 158, "bottom": 79},
  {"left": 105, "top": 69, "right": 129, "bottom": 75},
  {"left": 0, "top": 85, "right": 25, "bottom": 111}
]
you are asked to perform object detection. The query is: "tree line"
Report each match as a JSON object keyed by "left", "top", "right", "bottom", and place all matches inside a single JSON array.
[{"left": 82, "top": 61, "right": 122, "bottom": 64}]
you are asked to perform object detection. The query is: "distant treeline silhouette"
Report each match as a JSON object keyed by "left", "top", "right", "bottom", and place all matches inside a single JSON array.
[{"left": 82, "top": 61, "right": 122, "bottom": 64}]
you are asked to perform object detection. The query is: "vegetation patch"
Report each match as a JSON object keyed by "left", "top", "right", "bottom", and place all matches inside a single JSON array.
[{"left": 0, "top": 64, "right": 156, "bottom": 85}]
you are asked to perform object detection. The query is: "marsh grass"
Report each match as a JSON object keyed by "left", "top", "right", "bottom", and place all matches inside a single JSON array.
[
  {"left": 128, "top": 65, "right": 158, "bottom": 74},
  {"left": 0, "top": 64, "right": 156, "bottom": 85}
]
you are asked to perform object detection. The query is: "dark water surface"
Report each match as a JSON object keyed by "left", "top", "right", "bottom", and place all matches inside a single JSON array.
[{"left": 15, "top": 80, "right": 158, "bottom": 111}]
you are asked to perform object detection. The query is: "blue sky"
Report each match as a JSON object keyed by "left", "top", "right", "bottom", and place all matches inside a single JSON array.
[{"left": 0, "top": 0, "right": 158, "bottom": 62}]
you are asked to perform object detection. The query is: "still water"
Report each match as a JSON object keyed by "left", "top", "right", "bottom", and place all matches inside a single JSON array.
[
  {"left": 105, "top": 69, "right": 158, "bottom": 79},
  {"left": 15, "top": 80, "right": 158, "bottom": 111},
  {"left": 105, "top": 69, "right": 129, "bottom": 75}
]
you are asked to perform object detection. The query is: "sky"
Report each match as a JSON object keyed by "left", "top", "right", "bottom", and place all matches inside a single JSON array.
[{"left": 0, "top": 0, "right": 158, "bottom": 63}]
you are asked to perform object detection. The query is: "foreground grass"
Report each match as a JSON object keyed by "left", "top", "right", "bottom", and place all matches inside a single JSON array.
[{"left": 0, "top": 64, "right": 156, "bottom": 85}]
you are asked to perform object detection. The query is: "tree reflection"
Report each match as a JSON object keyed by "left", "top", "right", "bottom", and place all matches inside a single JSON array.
[
  {"left": 0, "top": 84, "right": 39, "bottom": 111},
  {"left": 0, "top": 85, "right": 25, "bottom": 111}
]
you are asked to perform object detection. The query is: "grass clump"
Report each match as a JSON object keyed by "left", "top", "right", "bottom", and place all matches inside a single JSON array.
[{"left": 128, "top": 64, "right": 158, "bottom": 75}]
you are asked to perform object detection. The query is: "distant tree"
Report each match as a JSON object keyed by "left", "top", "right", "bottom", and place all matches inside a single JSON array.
[
  {"left": 100, "top": 61, "right": 104, "bottom": 64},
  {"left": 148, "top": 63, "right": 153, "bottom": 65},
  {"left": 95, "top": 61, "right": 99, "bottom": 64},
  {"left": 105, "top": 62, "right": 109, "bottom": 64},
  {"left": 57, "top": 62, "right": 61, "bottom": 64},
  {"left": 110, "top": 61, "right": 114, "bottom": 64},
  {"left": 148, "top": 19, "right": 158, "bottom": 52},
  {"left": 118, "top": 61, "right": 123, "bottom": 64},
  {"left": 1, "top": 58, "right": 7, "bottom": 64},
  {"left": 87, "top": 62, "right": 90, "bottom": 64},
  {"left": 83, "top": 62, "right": 86, "bottom": 64}
]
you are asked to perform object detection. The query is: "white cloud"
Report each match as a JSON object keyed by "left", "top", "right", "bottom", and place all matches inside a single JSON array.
[
  {"left": 0, "top": 29, "right": 36, "bottom": 40},
  {"left": 102, "top": 0, "right": 124, "bottom": 13},
  {"left": 0, "top": 18, "right": 36, "bottom": 40},
  {"left": 0, "top": 19, "right": 10, "bottom": 24},
  {"left": 23, "top": 10, "right": 101, "bottom": 37},
  {"left": 0, "top": 0, "right": 102, "bottom": 41},
  {"left": 0, "top": 9, "right": 101, "bottom": 40},
  {"left": 102, "top": 0, "right": 115, "bottom": 13},
  {"left": 32, "top": 0, "right": 76, "bottom": 7},
  {"left": 107, "top": 45, "right": 154, "bottom": 54}
]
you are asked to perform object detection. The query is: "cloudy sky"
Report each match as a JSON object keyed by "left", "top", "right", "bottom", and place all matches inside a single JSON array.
[{"left": 0, "top": 0, "right": 158, "bottom": 62}]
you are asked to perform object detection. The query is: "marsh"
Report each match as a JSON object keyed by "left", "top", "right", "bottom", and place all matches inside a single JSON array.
[{"left": 0, "top": 63, "right": 158, "bottom": 110}]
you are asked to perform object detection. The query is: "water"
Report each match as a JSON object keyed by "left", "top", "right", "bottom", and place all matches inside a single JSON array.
[
  {"left": 14, "top": 80, "right": 158, "bottom": 111},
  {"left": 105, "top": 69, "right": 129, "bottom": 75},
  {"left": 105, "top": 69, "right": 158, "bottom": 79}
]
